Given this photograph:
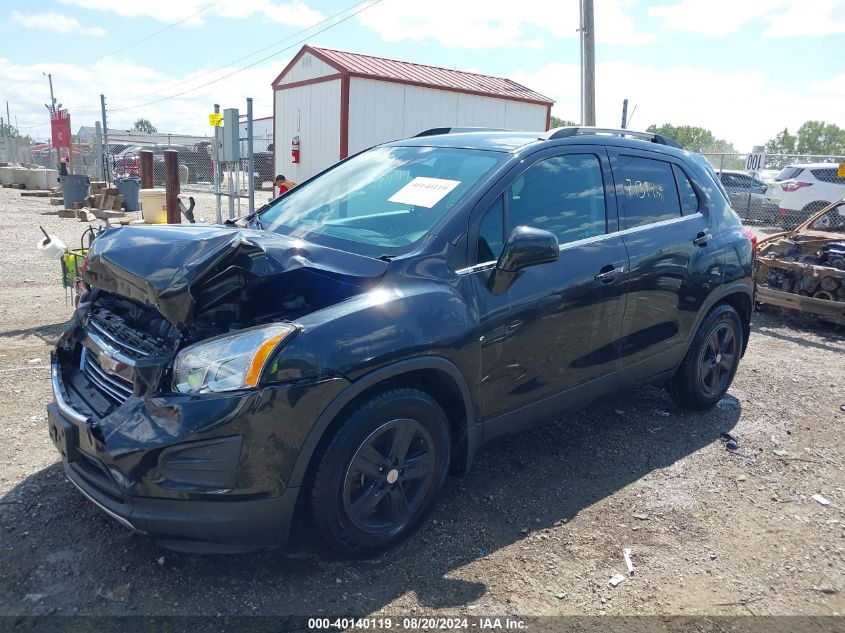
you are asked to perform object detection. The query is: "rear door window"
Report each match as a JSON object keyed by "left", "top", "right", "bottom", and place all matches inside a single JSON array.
[
  {"left": 775, "top": 166, "right": 803, "bottom": 181},
  {"left": 616, "top": 155, "right": 682, "bottom": 228}
]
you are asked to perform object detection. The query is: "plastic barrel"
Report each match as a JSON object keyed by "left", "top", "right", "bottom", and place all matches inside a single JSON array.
[
  {"left": 115, "top": 177, "right": 142, "bottom": 212},
  {"left": 60, "top": 174, "right": 91, "bottom": 209}
]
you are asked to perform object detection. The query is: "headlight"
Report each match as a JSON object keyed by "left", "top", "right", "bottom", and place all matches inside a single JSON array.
[{"left": 173, "top": 323, "right": 296, "bottom": 394}]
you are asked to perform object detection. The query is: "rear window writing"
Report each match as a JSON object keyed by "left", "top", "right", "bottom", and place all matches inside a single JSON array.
[{"left": 617, "top": 156, "right": 681, "bottom": 228}]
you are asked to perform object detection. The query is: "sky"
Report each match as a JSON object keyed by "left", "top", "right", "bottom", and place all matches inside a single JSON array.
[{"left": 1, "top": 0, "right": 844, "bottom": 150}]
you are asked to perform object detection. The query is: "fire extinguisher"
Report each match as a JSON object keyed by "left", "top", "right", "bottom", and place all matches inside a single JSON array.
[{"left": 291, "top": 136, "right": 300, "bottom": 164}]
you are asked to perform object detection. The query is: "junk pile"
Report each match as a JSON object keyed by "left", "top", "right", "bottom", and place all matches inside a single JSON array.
[
  {"left": 56, "top": 179, "right": 130, "bottom": 224},
  {"left": 755, "top": 201, "right": 845, "bottom": 325}
]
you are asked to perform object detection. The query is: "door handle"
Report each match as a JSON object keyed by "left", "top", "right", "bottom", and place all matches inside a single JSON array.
[
  {"left": 693, "top": 231, "right": 712, "bottom": 247},
  {"left": 594, "top": 264, "right": 625, "bottom": 284}
]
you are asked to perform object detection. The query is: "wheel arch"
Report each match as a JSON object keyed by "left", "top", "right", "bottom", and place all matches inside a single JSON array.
[
  {"left": 682, "top": 283, "right": 753, "bottom": 362},
  {"left": 287, "top": 356, "right": 479, "bottom": 491},
  {"left": 802, "top": 200, "right": 831, "bottom": 213}
]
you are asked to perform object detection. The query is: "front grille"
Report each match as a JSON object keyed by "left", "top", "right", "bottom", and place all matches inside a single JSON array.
[
  {"left": 80, "top": 347, "right": 134, "bottom": 406},
  {"left": 88, "top": 317, "right": 155, "bottom": 358}
]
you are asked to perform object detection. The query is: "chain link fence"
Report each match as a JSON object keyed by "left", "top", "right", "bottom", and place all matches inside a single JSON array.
[
  {"left": 0, "top": 137, "right": 34, "bottom": 165},
  {"left": 97, "top": 129, "right": 274, "bottom": 199},
  {"left": 702, "top": 153, "right": 845, "bottom": 229}
]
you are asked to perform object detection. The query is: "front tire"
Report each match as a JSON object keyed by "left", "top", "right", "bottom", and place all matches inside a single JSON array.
[
  {"left": 307, "top": 388, "right": 451, "bottom": 556},
  {"left": 670, "top": 304, "right": 743, "bottom": 410}
]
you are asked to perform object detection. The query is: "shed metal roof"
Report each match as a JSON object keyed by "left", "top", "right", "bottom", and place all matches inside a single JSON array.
[{"left": 273, "top": 45, "right": 554, "bottom": 106}]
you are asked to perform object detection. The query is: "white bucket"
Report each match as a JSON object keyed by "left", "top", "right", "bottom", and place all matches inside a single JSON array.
[
  {"left": 37, "top": 234, "right": 67, "bottom": 260},
  {"left": 139, "top": 188, "right": 167, "bottom": 224}
]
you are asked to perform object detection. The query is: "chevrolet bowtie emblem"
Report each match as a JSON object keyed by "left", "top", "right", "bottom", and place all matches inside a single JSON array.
[{"left": 98, "top": 350, "right": 127, "bottom": 376}]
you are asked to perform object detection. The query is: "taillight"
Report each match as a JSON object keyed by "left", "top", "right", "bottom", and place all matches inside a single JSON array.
[
  {"left": 740, "top": 227, "right": 757, "bottom": 259},
  {"left": 781, "top": 181, "right": 812, "bottom": 192}
]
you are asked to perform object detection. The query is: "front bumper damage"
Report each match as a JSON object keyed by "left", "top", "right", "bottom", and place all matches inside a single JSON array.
[{"left": 48, "top": 349, "right": 348, "bottom": 553}]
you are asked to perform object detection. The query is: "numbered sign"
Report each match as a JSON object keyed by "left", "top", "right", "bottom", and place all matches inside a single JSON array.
[
  {"left": 745, "top": 146, "right": 766, "bottom": 172},
  {"left": 208, "top": 113, "right": 223, "bottom": 127}
]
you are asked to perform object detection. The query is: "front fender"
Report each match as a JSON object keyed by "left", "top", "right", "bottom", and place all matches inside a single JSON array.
[{"left": 284, "top": 355, "right": 479, "bottom": 490}]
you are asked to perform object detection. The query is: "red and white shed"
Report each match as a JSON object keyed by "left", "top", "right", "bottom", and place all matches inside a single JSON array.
[{"left": 272, "top": 45, "right": 554, "bottom": 181}]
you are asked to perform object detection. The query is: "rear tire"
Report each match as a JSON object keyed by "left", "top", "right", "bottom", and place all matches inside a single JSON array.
[
  {"left": 801, "top": 201, "right": 830, "bottom": 224},
  {"left": 670, "top": 304, "right": 743, "bottom": 410},
  {"left": 307, "top": 388, "right": 451, "bottom": 556}
]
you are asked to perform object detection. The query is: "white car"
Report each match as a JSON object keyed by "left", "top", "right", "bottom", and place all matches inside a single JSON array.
[{"left": 768, "top": 163, "right": 845, "bottom": 227}]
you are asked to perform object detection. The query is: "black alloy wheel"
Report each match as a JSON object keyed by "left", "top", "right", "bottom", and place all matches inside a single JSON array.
[
  {"left": 669, "top": 304, "right": 744, "bottom": 410},
  {"left": 697, "top": 322, "right": 738, "bottom": 398},
  {"left": 343, "top": 418, "right": 436, "bottom": 536},
  {"left": 307, "top": 388, "right": 450, "bottom": 555}
]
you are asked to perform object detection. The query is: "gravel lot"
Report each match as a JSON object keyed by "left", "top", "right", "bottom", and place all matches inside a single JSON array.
[{"left": 1, "top": 186, "right": 843, "bottom": 619}]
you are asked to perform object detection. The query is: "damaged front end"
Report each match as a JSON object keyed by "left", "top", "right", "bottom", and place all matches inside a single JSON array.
[
  {"left": 755, "top": 199, "right": 845, "bottom": 325},
  {"left": 48, "top": 223, "right": 385, "bottom": 550}
]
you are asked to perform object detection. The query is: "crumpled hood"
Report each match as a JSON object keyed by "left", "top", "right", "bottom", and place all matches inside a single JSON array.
[{"left": 83, "top": 224, "right": 388, "bottom": 328}]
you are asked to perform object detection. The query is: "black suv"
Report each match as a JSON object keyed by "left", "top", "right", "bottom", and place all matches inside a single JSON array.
[{"left": 48, "top": 127, "right": 755, "bottom": 555}]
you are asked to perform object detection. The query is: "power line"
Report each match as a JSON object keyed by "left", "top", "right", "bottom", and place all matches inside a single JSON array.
[
  {"left": 69, "top": 0, "right": 376, "bottom": 116},
  {"left": 108, "top": 0, "right": 385, "bottom": 113},
  {"left": 174, "top": 0, "right": 367, "bottom": 86},
  {"left": 102, "top": 0, "right": 365, "bottom": 114},
  {"left": 84, "top": 0, "right": 224, "bottom": 66}
]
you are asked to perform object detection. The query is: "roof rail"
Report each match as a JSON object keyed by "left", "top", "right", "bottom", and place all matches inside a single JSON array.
[
  {"left": 415, "top": 127, "right": 508, "bottom": 137},
  {"left": 542, "top": 126, "right": 682, "bottom": 149}
]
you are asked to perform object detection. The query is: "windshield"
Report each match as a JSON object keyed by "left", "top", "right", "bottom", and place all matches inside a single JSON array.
[{"left": 260, "top": 146, "right": 506, "bottom": 251}]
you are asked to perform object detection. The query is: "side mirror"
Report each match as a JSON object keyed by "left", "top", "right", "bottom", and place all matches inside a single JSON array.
[
  {"left": 497, "top": 226, "right": 559, "bottom": 272},
  {"left": 489, "top": 226, "right": 559, "bottom": 294}
]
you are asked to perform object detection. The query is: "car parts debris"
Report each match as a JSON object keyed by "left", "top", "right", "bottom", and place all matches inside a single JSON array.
[{"left": 755, "top": 199, "right": 845, "bottom": 325}]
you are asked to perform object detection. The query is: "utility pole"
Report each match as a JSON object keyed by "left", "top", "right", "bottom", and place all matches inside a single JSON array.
[
  {"left": 621, "top": 99, "right": 629, "bottom": 129},
  {"left": 100, "top": 94, "right": 110, "bottom": 184},
  {"left": 5, "top": 103, "right": 10, "bottom": 163},
  {"left": 580, "top": 0, "right": 596, "bottom": 126},
  {"left": 48, "top": 74, "right": 56, "bottom": 112},
  {"left": 213, "top": 103, "right": 222, "bottom": 224},
  {"left": 246, "top": 97, "right": 255, "bottom": 216}
]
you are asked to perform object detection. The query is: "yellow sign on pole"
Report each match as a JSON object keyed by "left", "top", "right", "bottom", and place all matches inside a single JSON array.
[
  {"left": 208, "top": 113, "right": 223, "bottom": 127},
  {"left": 838, "top": 162, "right": 845, "bottom": 178}
]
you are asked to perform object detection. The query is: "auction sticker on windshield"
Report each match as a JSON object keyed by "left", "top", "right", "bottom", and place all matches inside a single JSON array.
[{"left": 388, "top": 177, "right": 461, "bottom": 208}]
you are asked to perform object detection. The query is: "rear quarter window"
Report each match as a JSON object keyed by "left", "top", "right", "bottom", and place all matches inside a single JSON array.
[{"left": 810, "top": 168, "right": 845, "bottom": 185}]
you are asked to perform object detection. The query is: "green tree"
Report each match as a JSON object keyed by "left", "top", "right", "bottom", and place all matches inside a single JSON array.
[
  {"left": 549, "top": 115, "right": 577, "bottom": 128},
  {"left": 132, "top": 118, "right": 157, "bottom": 134},
  {"left": 765, "top": 128, "right": 796, "bottom": 168},
  {"left": 794, "top": 120, "right": 845, "bottom": 156},
  {"left": 646, "top": 123, "right": 737, "bottom": 154},
  {"left": 0, "top": 122, "right": 22, "bottom": 138},
  {"left": 764, "top": 121, "right": 845, "bottom": 168},
  {"left": 647, "top": 124, "right": 742, "bottom": 168}
]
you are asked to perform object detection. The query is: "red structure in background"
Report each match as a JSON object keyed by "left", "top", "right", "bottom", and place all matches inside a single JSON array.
[{"left": 50, "top": 109, "right": 71, "bottom": 148}]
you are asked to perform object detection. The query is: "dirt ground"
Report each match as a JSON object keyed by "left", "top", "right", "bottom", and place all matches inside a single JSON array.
[{"left": 0, "top": 186, "right": 843, "bottom": 620}]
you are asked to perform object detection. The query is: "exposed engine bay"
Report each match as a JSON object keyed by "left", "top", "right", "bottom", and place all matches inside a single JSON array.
[
  {"left": 79, "top": 223, "right": 387, "bottom": 341},
  {"left": 755, "top": 201, "right": 845, "bottom": 325}
]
